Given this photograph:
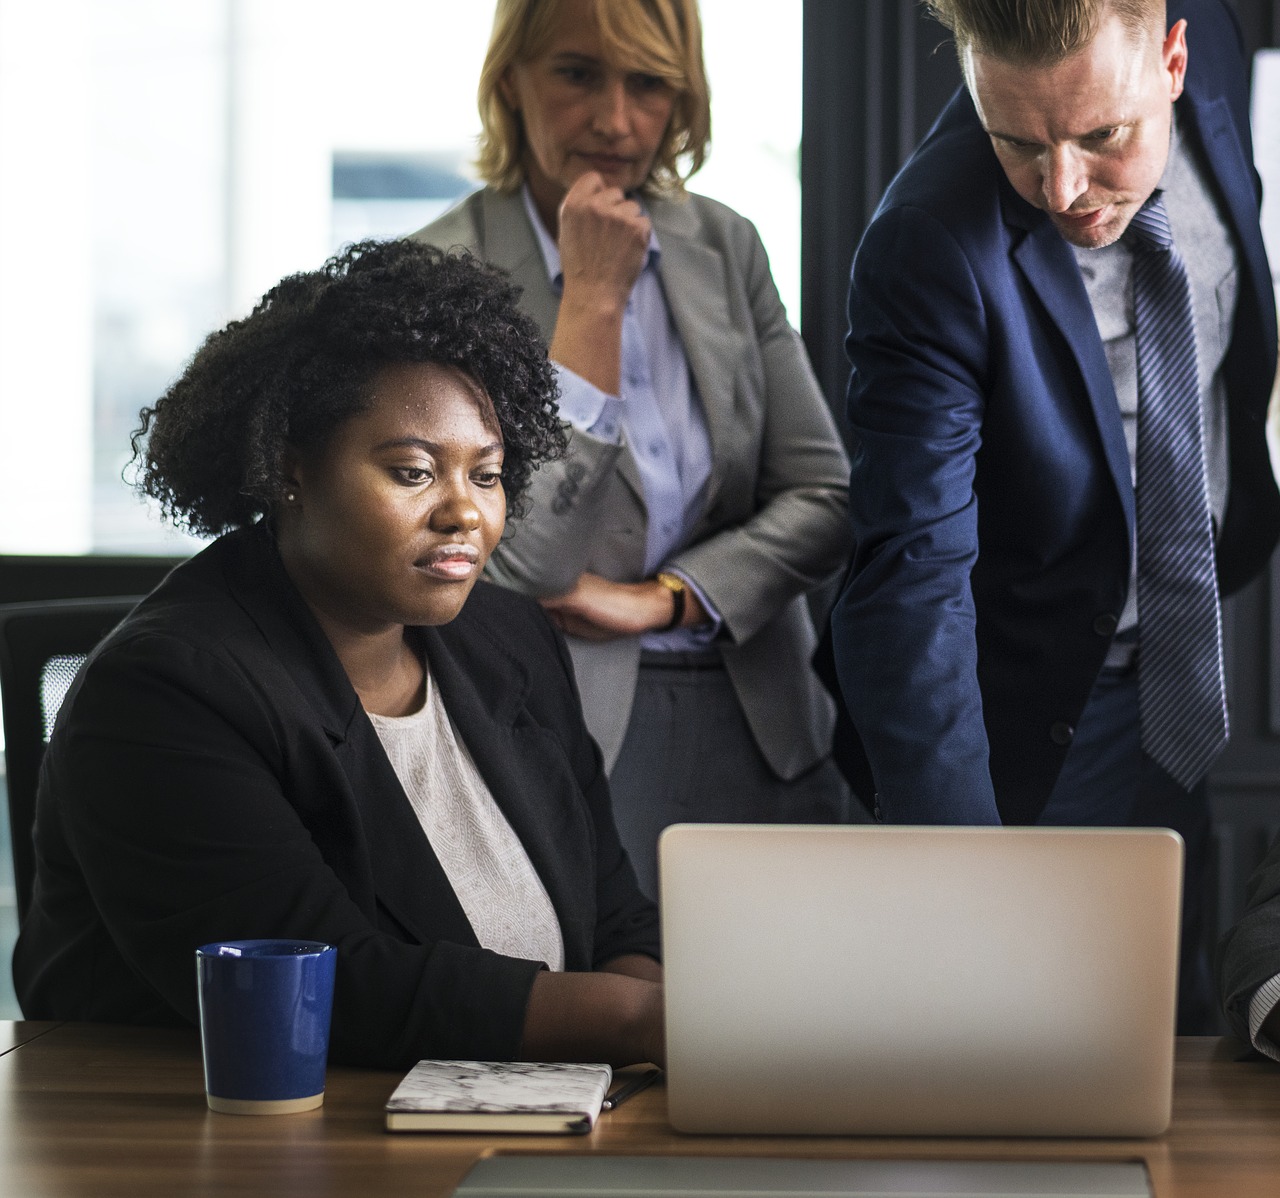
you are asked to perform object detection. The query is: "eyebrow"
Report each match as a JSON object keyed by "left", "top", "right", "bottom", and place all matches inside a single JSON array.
[
  {"left": 548, "top": 49, "right": 659, "bottom": 80},
  {"left": 373, "top": 437, "right": 504, "bottom": 456},
  {"left": 987, "top": 122, "right": 1128, "bottom": 145}
]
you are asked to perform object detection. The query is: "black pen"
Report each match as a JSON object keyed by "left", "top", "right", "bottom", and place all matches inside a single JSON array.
[{"left": 602, "top": 1067, "right": 662, "bottom": 1111}]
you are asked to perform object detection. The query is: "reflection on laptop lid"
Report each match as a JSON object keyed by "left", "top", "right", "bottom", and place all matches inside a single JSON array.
[{"left": 659, "top": 825, "right": 1181, "bottom": 1137}]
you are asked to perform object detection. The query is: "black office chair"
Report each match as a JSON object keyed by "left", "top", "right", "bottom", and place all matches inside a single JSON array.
[{"left": 0, "top": 596, "right": 141, "bottom": 925}]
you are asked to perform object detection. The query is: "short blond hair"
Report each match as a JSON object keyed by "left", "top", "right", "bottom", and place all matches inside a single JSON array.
[
  {"left": 476, "top": 0, "right": 711, "bottom": 195},
  {"left": 926, "top": 0, "right": 1162, "bottom": 64}
]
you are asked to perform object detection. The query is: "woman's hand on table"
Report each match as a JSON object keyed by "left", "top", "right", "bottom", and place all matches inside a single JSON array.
[
  {"left": 548, "top": 172, "right": 651, "bottom": 396},
  {"left": 541, "top": 572, "right": 707, "bottom": 640},
  {"left": 520, "top": 962, "right": 665, "bottom": 1068}
]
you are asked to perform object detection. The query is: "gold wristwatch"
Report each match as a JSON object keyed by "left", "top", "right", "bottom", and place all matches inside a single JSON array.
[{"left": 655, "top": 572, "right": 687, "bottom": 631}]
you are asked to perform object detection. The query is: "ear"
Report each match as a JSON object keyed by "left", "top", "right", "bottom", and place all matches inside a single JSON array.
[
  {"left": 279, "top": 448, "right": 303, "bottom": 508},
  {"left": 498, "top": 65, "right": 520, "bottom": 113},
  {"left": 1162, "top": 18, "right": 1188, "bottom": 103}
]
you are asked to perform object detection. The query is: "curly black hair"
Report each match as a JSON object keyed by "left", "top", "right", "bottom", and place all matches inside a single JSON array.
[{"left": 132, "top": 239, "right": 565, "bottom": 537}]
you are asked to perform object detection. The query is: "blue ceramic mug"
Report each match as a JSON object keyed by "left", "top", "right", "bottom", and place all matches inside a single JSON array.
[{"left": 196, "top": 939, "right": 337, "bottom": 1114}]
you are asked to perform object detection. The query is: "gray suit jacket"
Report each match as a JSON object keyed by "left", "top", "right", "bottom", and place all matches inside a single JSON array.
[{"left": 414, "top": 188, "right": 850, "bottom": 778}]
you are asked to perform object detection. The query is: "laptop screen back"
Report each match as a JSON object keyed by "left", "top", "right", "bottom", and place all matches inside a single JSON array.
[{"left": 659, "top": 825, "right": 1181, "bottom": 1136}]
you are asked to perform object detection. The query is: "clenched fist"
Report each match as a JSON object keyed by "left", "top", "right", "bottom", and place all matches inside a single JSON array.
[
  {"left": 548, "top": 172, "right": 651, "bottom": 395},
  {"left": 557, "top": 171, "right": 651, "bottom": 310}
]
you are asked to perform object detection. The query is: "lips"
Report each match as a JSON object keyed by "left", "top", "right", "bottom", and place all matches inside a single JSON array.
[
  {"left": 577, "top": 153, "right": 633, "bottom": 173},
  {"left": 1058, "top": 205, "right": 1110, "bottom": 229},
  {"left": 417, "top": 543, "right": 480, "bottom": 581}
]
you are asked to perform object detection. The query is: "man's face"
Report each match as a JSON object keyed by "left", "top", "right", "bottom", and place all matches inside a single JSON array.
[{"left": 966, "top": 13, "right": 1187, "bottom": 249}]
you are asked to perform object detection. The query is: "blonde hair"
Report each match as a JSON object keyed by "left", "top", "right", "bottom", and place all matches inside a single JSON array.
[
  {"left": 926, "top": 0, "right": 1162, "bottom": 64},
  {"left": 476, "top": 0, "right": 711, "bottom": 195}
]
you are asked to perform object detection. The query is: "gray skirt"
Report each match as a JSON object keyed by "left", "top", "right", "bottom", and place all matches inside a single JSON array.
[{"left": 606, "top": 650, "right": 852, "bottom": 900}]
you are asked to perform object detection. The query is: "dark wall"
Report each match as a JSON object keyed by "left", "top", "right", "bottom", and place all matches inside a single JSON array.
[
  {"left": 1232, "top": 0, "right": 1280, "bottom": 56},
  {"left": 0, "top": 557, "right": 180, "bottom": 606},
  {"left": 800, "top": 0, "right": 1280, "bottom": 989},
  {"left": 800, "top": 0, "right": 960, "bottom": 427}
]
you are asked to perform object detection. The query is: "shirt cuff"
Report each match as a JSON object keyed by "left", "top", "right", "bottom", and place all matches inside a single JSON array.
[
  {"left": 553, "top": 363, "right": 624, "bottom": 443},
  {"left": 1248, "top": 970, "right": 1280, "bottom": 1061},
  {"left": 665, "top": 568, "right": 723, "bottom": 641}
]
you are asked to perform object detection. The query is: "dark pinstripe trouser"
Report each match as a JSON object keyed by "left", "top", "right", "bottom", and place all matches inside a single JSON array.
[{"left": 1039, "top": 662, "right": 1213, "bottom": 1034}]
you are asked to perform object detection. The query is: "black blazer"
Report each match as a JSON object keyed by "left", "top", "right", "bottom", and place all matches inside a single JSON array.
[
  {"left": 1218, "top": 834, "right": 1280, "bottom": 1046},
  {"left": 13, "top": 524, "right": 659, "bottom": 1069}
]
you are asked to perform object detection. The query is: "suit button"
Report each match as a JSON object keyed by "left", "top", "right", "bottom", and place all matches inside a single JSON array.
[
  {"left": 1093, "top": 613, "right": 1119, "bottom": 637},
  {"left": 1049, "top": 722, "right": 1074, "bottom": 746}
]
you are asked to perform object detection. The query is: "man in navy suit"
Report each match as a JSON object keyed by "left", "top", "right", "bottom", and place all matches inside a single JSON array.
[{"left": 831, "top": 0, "right": 1278, "bottom": 1030}]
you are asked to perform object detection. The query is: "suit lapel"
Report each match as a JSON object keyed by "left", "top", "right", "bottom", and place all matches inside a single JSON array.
[
  {"left": 221, "top": 526, "right": 477, "bottom": 948},
  {"left": 215, "top": 530, "right": 594, "bottom": 960},
  {"left": 1177, "top": 91, "right": 1278, "bottom": 364},
  {"left": 222, "top": 529, "right": 473, "bottom": 947},
  {"left": 1002, "top": 80, "right": 1277, "bottom": 542},
  {"left": 649, "top": 197, "right": 740, "bottom": 516},
  {"left": 351, "top": 606, "right": 598, "bottom": 958},
  {"left": 222, "top": 525, "right": 361, "bottom": 744},
  {"left": 478, "top": 189, "right": 561, "bottom": 340},
  {"left": 333, "top": 707, "right": 477, "bottom": 947},
  {"left": 424, "top": 611, "right": 596, "bottom": 965},
  {"left": 1006, "top": 194, "right": 1137, "bottom": 536}
]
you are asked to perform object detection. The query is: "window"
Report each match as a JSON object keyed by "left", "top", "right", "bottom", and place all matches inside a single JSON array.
[
  {"left": 0, "top": 0, "right": 801, "bottom": 557},
  {"left": 1253, "top": 50, "right": 1280, "bottom": 472}
]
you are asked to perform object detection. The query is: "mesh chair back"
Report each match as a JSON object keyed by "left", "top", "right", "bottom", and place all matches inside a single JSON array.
[
  {"left": 0, "top": 597, "right": 141, "bottom": 924},
  {"left": 39, "top": 654, "right": 94, "bottom": 742}
]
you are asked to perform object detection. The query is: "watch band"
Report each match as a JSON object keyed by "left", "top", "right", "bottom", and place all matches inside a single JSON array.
[{"left": 655, "top": 572, "right": 686, "bottom": 632}]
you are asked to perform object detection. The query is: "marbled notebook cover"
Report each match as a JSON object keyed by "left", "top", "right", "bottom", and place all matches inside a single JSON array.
[{"left": 386, "top": 1060, "right": 613, "bottom": 1119}]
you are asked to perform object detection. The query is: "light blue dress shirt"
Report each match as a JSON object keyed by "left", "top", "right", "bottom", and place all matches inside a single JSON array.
[{"left": 521, "top": 185, "right": 721, "bottom": 651}]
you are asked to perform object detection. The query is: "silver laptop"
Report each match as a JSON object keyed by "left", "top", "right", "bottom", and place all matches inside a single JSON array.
[
  {"left": 659, "top": 825, "right": 1182, "bottom": 1138},
  {"left": 452, "top": 1155, "right": 1151, "bottom": 1196}
]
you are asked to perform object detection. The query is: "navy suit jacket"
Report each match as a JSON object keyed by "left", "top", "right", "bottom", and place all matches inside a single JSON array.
[
  {"left": 14, "top": 523, "right": 659, "bottom": 1069},
  {"left": 831, "top": 0, "right": 1280, "bottom": 826}
]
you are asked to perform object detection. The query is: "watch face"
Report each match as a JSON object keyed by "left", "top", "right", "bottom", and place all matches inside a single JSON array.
[{"left": 657, "top": 572, "right": 687, "bottom": 631}]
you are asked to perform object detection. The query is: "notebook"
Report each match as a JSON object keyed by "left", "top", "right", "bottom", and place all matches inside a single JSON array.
[
  {"left": 659, "top": 824, "right": 1182, "bottom": 1137},
  {"left": 385, "top": 1060, "right": 611, "bottom": 1134}
]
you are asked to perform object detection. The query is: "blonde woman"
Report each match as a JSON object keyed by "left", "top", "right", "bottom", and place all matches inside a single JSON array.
[{"left": 416, "top": 0, "right": 853, "bottom": 897}]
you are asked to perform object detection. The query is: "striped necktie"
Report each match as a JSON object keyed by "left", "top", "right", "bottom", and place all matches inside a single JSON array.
[{"left": 1130, "top": 191, "right": 1228, "bottom": 791}]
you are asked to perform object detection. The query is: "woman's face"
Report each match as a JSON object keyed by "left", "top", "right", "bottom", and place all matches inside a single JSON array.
[
  {"left": 279, "top": 361, "right": 506, "bottom": 635},
  {"left": 501, "top": 0, "right": 676, "bottom": 222}
]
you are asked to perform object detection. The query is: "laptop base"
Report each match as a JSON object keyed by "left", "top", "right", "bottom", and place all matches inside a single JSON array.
[{"left": 451, "top": 1154, "right": 1151, "bottom": 1196}]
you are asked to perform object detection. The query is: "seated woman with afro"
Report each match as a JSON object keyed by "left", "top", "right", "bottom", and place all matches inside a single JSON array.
[{"left": 13, "top": 239, "right": 663, "bottom": 1070}]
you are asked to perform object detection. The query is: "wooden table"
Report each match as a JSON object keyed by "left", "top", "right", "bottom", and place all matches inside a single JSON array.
[{"left": 2, "top": 1022, "right": 1279, "bottom": 1196}]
